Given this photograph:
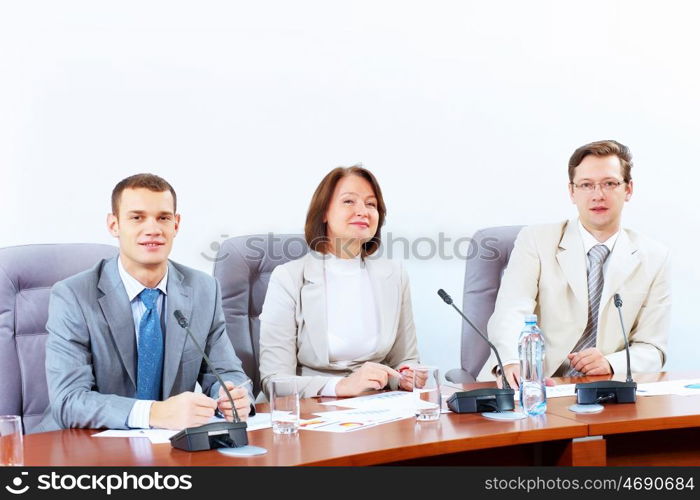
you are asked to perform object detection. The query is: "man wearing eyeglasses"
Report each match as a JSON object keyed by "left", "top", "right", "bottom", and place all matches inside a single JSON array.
[{"left": 480, "top": 140, "right": 671, "bottom": 389}]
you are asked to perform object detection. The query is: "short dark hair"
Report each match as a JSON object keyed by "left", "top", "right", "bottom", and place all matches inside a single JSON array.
[
  {"left": 304, "top": 166, "right": 386, "bottom": 257},
  {"left": 568, "top": 140, "right": 633, "bottom": 183},
  {"left": 111, "top": 173, "right": 177, "bottom": 215}
]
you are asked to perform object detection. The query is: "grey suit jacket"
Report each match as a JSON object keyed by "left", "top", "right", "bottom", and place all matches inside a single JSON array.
[
  {"left": 259, "top": 252, "right": 420, "bottom": 399},
  {"left": 33, "top": 256, "right": 251, "bottom": 433}
]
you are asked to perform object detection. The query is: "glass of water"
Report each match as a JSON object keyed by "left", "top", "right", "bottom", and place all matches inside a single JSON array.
[
  {"left": 269, "top": 378, "right": 300, "bottom": 434},
  {"left": 0, "top": 415, "right": 23, "bottom": 466},
  {"left": 413, "top": 366, "right": 441, "bottom": 421}
]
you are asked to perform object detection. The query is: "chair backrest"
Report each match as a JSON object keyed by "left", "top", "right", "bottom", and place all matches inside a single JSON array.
[
  {"left": 0, "top": 243, "right": 119, "bottom": 433},
  {"left": 212, "top": 234, "right": 308, "bottom": 397},
  {"left": 460, "top": 225, "right": 523, "bottom": 379}
]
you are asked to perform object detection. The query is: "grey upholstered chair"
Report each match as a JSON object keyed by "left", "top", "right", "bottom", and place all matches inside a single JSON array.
[
  {"left": 212, "top": 234, "right": 308, "bottom": 398},
  {"left": 0, "top": 243, "right": 119, "bottom": 433},
  {"left": 445, "top": 226, "right": 524, "bottom": 383}
]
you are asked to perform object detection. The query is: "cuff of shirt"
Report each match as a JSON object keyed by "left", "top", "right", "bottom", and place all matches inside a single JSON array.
[
  {"left": 320, "top": 377, "right": 343, "bottom": 397},
  {"left": 127, "top": 400, "right": 155, "bottom": 429}
]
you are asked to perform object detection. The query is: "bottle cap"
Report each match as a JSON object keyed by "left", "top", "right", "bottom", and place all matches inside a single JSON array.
[{"left": 525, "top": 314, "right": 538, "bottom": 323}]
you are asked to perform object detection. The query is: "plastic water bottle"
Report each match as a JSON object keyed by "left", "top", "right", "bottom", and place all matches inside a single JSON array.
[{"left": 519, "top": 314, "right": 547, "bottom": 415}]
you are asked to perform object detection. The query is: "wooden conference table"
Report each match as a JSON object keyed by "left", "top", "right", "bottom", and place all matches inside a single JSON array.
[{"left": 23, "top": 372, "right": 700, "bottom": 466}]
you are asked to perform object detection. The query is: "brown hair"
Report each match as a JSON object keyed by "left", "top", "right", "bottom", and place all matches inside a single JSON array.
[
  {"left": 111, "top": 173, "right": 177, "bottom": 215},
  {"left": 568, "top": 140, "right": 633, "bottom": 183},
  {"left": 304, "top": 166, "right": 386, "bottom": 256}
]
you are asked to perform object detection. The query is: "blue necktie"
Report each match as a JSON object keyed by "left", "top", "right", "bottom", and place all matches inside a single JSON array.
[{"left": 136, "top": 288, "right": 164, "bottom": 400}]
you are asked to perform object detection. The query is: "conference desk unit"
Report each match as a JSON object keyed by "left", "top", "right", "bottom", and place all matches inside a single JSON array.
[
  {"left": 22, "top": 372, "right": 700, "bottom": 466},
  {"left": 547, "top": 372, "right": 700, "bottom": 466}
]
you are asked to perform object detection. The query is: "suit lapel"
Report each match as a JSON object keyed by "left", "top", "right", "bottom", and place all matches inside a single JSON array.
[
  {"left": 555, "top": 220, "right": 588, "bottom": 308},
  {"left": 97, "top": 257, "right": 137, "bottom": 389},
  {"left": 600, "top": 229, "right": 640, "bottom": 309},
  {"left": 300, "top": 252, "right": 329, "bottom": 365},
  {"left": 365, "top": 256, "right": 398, "bottom": 352},
  {"left": 163, "top": 262, "right": 192, "bottom": 398}
]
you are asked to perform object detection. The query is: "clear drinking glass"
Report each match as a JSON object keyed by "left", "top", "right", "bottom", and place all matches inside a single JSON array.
[
  {"left": 413, "top": 366, "right": 441, "bottom": 421},
  {"left": 269, "top": 378, "right": 300, "bottom": 434},
  {"left": 0, "top": 415, "right": 24, "bottom": 466}
]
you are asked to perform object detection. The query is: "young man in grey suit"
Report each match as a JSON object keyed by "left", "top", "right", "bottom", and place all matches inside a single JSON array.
[{"left": 35, "top": 174, "right": 252, "bottom": 432}]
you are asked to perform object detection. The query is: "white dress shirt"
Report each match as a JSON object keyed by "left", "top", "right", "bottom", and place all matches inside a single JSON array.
[
  {"left": 320, "top": 254, "right": 380, "bottom": 396},
  {"left": 118, "top": 258, "right": 168, "bottom": 429}
]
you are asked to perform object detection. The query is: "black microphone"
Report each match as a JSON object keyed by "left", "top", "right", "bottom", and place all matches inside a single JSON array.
[
  {"left": 575, "top": 293, "right": 637, "bottom": 405},
  {"left": 169, "top": 310, "right": 249, "bottom": 451},
  {"left": 437, "top": 289, "right": 515, "bottom": 413}
]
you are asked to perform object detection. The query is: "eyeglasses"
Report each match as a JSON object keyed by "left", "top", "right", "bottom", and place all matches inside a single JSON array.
[{"left": 570, "top": 180, "right": 625, "bottom": 192}]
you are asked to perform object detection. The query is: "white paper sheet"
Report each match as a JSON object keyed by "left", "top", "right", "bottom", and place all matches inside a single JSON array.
[
  {"left": 543, "top": 379, "right": 700, "bottom": 399},
  {"left": 92, "top": 429, "right": 177, "bottom": 444},
  {"left": 636, "top": 379, "right": 700, "bottom": 397},
  {"left": 92, "top": 412, "right": 272, "bottom": 443},
  {"left": 320, "top": 391, "right": 437, "bottom": 411},
  {"left": 546, "top": 384, "right": 577, "bottom": 398}
]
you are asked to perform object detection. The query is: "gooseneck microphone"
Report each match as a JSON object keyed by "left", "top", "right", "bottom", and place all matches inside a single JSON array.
[
  {"left": 615, "top": 294, "right": 634, "bottom": 385},
  {"left": 437, "top": 289, "right": 512, "bottom": 390},
  {"left": 437, "top": 289, "right": 515, "bottom": 413},
  {"left": 174, "top": 310, "right": 242, "bottom": 423},
  {"left": 169, "top": 310, "right": 249, "bottom": 451},
  {"left": 574, "top": 293, "right": 637, "bottom": 405}
]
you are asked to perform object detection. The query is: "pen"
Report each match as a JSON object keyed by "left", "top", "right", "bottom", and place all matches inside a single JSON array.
[{"left": 217, "top": 378, "right": 253, "bottom": 402}]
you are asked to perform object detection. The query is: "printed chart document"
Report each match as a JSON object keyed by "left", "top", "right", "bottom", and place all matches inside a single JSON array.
[
  {"left": 307, "top": 391, "right": 449, "bottom": 432},
  {"left": 300, "top": 407, "right": 411, "bottom": 433}
]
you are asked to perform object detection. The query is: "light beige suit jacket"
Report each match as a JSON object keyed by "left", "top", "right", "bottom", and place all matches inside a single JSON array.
[
  {"left": 478, "top": 219, "right": 671, "bottom": 381},
  {"left": 259, "top": 251, "right": 420, "bottom": 399}
]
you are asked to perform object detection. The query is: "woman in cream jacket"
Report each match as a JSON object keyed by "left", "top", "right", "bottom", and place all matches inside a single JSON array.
[{"left": 259, "top": 166, "right": 420, "bottom": 399}]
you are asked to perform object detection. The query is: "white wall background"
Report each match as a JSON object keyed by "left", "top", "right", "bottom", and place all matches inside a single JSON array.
[{"left": 2, "top": 0, "right": 698, "bottom": 376}]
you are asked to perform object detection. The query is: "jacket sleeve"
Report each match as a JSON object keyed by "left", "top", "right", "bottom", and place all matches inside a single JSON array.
[
  {"left": 259, "top": 266, "right": 331, "bottom": 399},
  {"left": 605, "top": 249, "right": 671, "bottom": 374},
  {"left": 45, "top": 282, "right": 135, "bottom": 429},
  {"left": 480, "top": 226, "right": 541, "bottom": 380},
  {"left": 383, "top": 262, "right": 420, "bottom": 389},
  {"left": 201, "top": 279, "right": 255, "bottom": 412}
]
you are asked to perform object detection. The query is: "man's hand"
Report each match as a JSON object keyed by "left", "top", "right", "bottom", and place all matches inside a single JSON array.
[
  {"left": 497, "top": 363, "right": 520, "bottom": 389},
  {"left": 335, "top": 362, "right": 401, "bottom": 397},
  {"left": 568, "top": 348, "right": 612, "bottom": 375},
  {"left": 216, "top": 381, "right": 251, "bottom": 421},
  {"left": 149, "top": 392, "right": 217, "bottom": 430},
  {"left": 497, "top": 363, "right": 555, "bottom": 389}
]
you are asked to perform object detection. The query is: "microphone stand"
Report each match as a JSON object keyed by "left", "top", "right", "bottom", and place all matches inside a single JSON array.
[
  {"left": 575, "top": 294, "right": 637, "bottom": 404},
  {"left": 169, "top": 310, "right": 256, "bottom": 452},
  {"left": 437, "top": 289, "right": 515, "bottom": 413}
]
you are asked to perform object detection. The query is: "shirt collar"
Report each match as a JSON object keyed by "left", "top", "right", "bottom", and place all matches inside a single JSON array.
[
  {"left": 117, "top": 257, "right": 168, "bottom": 302},
  {"left": 577, "top": 218, "right": 619, "bottom": 255},
  {"left": 324, "top": 252, "right": 363, "bottom": 275}
]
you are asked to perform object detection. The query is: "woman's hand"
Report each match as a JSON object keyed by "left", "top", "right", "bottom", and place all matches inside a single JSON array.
[{"left": 335, "top": 362, "right": 401, "bottom": 397}]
